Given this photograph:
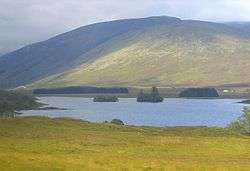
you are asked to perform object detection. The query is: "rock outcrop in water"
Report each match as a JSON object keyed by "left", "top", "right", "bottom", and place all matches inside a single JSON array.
[
  {"left": 239, "top": 99, "right": 250, "bottom": 104},
  {"left": 110, "top": 119, "right": 124, "bottom": 125},
  {"left": 93, "top": 96, "right": 118, "bottom": 102},
  {"left": 137, "top": 87, "right": 164, "bottom": 103}
]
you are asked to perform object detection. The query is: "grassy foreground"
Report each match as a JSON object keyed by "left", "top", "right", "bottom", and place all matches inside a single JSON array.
[{"left": 1, "top": 117, "right": 250, "bottom": 171}]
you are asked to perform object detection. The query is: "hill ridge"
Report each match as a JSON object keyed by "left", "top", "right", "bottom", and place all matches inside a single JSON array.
[{"left": 1, "top": 16, "right": 250, "bottom": 88}]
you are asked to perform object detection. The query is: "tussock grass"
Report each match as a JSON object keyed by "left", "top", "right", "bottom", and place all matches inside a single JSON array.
[{"left": 0, "top": 116, "right": 250, "bottom": 170}]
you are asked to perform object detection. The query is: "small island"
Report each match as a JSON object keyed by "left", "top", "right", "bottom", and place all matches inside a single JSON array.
[
  {"left": 179, "top": 88, "right": 219, "bottom": 98},
  {"left": 93, "top": 96, "right": 119, "bottom": 102},
  {"left": 239, "top": 99, "right": 250, "bottom": 104},
  {"left": 137, "top": 87, "right": 164, "bottom": 103}
]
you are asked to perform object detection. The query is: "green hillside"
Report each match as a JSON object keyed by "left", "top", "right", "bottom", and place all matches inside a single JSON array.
[
  {"left": 1, "top": 16, "right": 250, "bottom": 89},
  {"left": 30, "top": 20, "right": 250, "bottom": 88},
  {"left": 0, "top": 16, "right": 179, "bottom": 88}
]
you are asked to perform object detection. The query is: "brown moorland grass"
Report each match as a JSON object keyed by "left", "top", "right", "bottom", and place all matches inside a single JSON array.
[{"left": 0, "top": 116, "right": 250, "bottom": 170}]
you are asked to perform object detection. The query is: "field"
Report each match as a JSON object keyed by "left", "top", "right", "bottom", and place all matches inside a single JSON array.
[{"left": 0, "top": 116, "right": 250, "bottom": 171}]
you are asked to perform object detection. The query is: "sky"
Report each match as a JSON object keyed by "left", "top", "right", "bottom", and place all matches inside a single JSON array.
[{"left": 1, "top": 0, "right": 250, "bottom": 55}]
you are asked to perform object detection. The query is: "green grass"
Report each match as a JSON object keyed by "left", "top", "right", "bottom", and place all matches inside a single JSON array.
[
  {"left": 3, "top": 17, "right": 250, "bottom": 89},
  {"left": 30, "top": 23, "right": 250, "bottom": 89},
  {"left": 1, "top": 116, "right": 250, "bottom": 170}
]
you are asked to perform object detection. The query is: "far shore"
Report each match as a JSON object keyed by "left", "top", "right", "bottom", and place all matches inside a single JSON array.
[{"left": 35, "top": 93, "right": 249, "bottom": 100}]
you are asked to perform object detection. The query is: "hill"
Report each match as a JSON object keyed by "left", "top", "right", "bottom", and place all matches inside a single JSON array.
[
  {"left": 226, "top": 22, "right": 250, "bottom": 32},
  {"left": 1, "top": 16, "right": 250, "bottom": 88}
]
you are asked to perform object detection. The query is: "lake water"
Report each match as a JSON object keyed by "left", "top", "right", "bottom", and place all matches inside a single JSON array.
[{"left": 20, "top": 97, "right": 248, "bottom": 127}]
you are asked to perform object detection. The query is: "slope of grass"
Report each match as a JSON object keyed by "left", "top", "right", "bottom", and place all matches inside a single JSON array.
[
  {"left": 0, "top": 16, "right": 180, "bottom": 89},
  {"left": 1, "top": 116, "right": 250, "bottom": 170},
  {"left": 31, "top": 21, "right": 250, "bottom": 88},
  {"left": 2, "top": 17, "right": 250, "bottom": 89}
]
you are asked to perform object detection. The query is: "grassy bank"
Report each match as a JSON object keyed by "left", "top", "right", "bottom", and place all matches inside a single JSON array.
[{"left": 1, "top": 116, "right": 250, "bottom": 170}]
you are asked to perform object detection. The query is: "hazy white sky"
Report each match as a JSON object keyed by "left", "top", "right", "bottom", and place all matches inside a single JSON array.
[{"left": 1, "top": 0, "right": 250, "bottom": 54}]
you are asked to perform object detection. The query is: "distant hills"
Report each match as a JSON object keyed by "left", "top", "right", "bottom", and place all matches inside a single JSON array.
[
  {"left": 226, "top": 22, "right": 250, "bottom": 33},
  {"left": 1, "top": 16, "right": 250, "bottom": 89}
]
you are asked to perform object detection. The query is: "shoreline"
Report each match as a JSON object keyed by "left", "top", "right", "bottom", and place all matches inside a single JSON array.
[
  {"left": 16, "top": 115, "right": 215, "bottom": 129},
  {"left": 35, "top": 94, "right": 249, "bottom": 100}
]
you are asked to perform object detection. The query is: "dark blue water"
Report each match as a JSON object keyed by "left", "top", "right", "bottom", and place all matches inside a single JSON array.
[{"left": 20, "top": 97, "right": 248, "bottom": 127}]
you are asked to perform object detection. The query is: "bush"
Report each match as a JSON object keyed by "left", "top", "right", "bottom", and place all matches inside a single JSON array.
[
  {"left": 228, "top": 107, "right": 250, "bottom": 135},
  {"left": 110, "top": 119, "right": 124, "bottom": 125},
  {"left": 0, "top": 100, "right": 15, "bottom": 114},
  {"left": 0, "top": 90, "right": 40, "bottom": 116}
]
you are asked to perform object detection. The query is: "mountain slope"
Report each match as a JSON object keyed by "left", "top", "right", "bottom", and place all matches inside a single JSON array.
[
  {"left": 226, "top": 22, "right": 250, "bottom": 32},
  {"left": 0, "top": 16, "right": 179, "bottom": 88},
  {"left": 1, "top": 16, "right": 250, "bottom": 88},
  {"left": 31, "top": 19, "right": 250, "bottom": 88}
]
